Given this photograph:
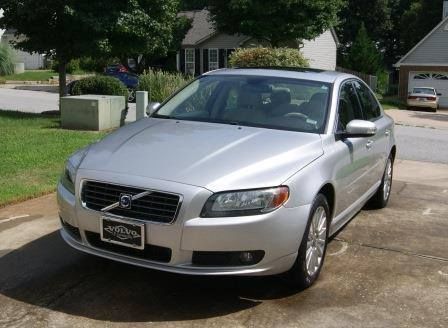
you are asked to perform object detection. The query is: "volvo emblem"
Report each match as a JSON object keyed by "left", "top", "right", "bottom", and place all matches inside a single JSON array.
[
  {"left": 119, "top": 194, "right": 132, "bottom": 209},
  {"left": 101, "top": 190, "right": 152, "bottom": 212}
]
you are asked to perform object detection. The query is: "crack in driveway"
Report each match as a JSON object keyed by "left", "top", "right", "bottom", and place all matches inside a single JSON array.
[{"left": 333, "top": 237, "right": 448, "bottom": 263}]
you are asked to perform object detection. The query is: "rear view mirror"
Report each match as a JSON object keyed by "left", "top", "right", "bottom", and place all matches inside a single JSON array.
[
  {"left": 341, "top": 120, "right": 377, "bottom": 138},
  {"left": 146, "top": 102, "right": 161, "bottom": 116}
]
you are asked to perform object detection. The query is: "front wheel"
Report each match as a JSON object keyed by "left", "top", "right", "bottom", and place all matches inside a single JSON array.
[
  {"left": 286, "top": 194, "right": 330, "bottom": 289},
  {"left": 368, "top": 155, "right": 393, "bottom": 209}
]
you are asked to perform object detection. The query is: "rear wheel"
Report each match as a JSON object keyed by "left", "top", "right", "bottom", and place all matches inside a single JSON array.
[
  {"left": 368, "top": 155, "right": 393, "bottom": 209},
  {"left": 286, "top": 194, "right": 330, "bottom": 289}
]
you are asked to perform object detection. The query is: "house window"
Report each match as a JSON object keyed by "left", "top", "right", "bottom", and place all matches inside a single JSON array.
[
  {"left": 208, "top": 49, "right": 219, "bottom": 71},
  {"left": 185, "top": 48, "right": 195, "bottom": 75},
  {"left": 413, "top": 73, "right": 431, "bottom": 80},
  {"left": 433, "top": 73, "right": 448, "bottom": 80}
]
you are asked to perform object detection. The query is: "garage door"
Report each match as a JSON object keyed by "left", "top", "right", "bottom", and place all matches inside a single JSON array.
[{"left": 409, "top": 72, "right": 448, "bottom": 108}]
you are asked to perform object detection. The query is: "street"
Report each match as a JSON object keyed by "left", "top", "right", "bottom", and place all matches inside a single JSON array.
[
  {"left": 0, "top": 90, "right": 447, "bottom": 327},
  {"left": 395, "top": 125, "right": 448, "bottom": 164},
  {"left": 0, "top": 87, "right": 137, "bottom": 121}
]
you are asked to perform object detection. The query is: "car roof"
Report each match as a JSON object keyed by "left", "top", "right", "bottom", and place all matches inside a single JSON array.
[{"left": 205, "top": 68, "right": 355, "bottom": 84}]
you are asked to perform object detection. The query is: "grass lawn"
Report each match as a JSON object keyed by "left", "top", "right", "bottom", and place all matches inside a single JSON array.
[
  {"left": 0, "top": 70, "right": 57, "bottom": 82},
  {"left": 0, "top": 111, "right": 107, "bottom": 207}
]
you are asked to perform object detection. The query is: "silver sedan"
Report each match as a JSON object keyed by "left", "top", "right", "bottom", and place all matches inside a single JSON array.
[{"left": 58, "top": 68, "right": 396, "bottom": 289}]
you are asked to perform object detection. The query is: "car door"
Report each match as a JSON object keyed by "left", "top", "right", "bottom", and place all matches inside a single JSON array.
[
  {"left": 332, "top": 81, "right": 374, "bottom": 220},
  {"left": 353, "top": 80, "right": 390, "bottom": 187}
]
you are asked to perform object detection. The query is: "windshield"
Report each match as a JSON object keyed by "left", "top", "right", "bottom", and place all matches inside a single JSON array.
[
  {"left": 412, "top": 88, "right": 436, "bottom": 95},
  {"left": 153, "top": 75, "right": 331, "bottom": 133}
]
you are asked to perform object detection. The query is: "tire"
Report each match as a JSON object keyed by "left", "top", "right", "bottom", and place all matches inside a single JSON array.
[
  {"left": 286, "top": 194, "right": 330, "bottom": 290},
  {"left": 368, "top": 155, "right": 394, "bottom": 209}
]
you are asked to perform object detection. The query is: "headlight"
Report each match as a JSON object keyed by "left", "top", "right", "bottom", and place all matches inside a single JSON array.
[
  {"left": 59, "top": 147, "right": 90, "bottom": 194},
  {"left": 201, "top": 186, "right": 289, "bottom": 218}
]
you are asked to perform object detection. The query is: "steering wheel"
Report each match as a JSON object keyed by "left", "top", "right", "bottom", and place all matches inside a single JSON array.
[{"left": 283, "top": 112, "right": 308, "bottom": 120}]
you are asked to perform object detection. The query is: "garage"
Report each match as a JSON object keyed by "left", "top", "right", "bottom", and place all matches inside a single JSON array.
[
  {"left": 395, "top": 14, "right": 448, "bottom": 108},
  {"left": 409, "top": 72, "right": 448, "bottom": 108}
]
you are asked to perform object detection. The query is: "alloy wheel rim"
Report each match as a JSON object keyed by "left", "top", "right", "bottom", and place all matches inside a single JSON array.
[
  {"left": 306, "top": 206, "right": 327, "bottom": 276},
  {"left": 383, "top": 159, "right": 392, "bottom": 201}
]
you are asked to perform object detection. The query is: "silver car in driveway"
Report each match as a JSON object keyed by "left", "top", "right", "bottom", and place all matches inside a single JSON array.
[{"left": 58, "top": 68, "right": 396, "bottom": 288}]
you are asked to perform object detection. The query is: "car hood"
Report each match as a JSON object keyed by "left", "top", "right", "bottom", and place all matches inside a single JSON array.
[{"left": 80, "top": 118, "right": 323, "bottom": 191}]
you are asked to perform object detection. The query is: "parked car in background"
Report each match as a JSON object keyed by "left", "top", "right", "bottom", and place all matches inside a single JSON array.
[
  {"left": 58, "top": 68, "right": 396, "bottom": 289},
  {"left": 67, "top": 64, "right": 139, "bottom": 102},
  {"left": 407, "top": 87, "right": 440, "bottom": 112},
  {"left": 104, "top": 65, "right": 139, "bottom": 102}
]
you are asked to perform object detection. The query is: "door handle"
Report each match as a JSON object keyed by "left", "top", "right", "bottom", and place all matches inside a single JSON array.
[
  {"left": 366, "top": 140, "right": 374, "bottom": 150},
  {"left": 385, "top": 130, "right": 390, "bottom": 137}
]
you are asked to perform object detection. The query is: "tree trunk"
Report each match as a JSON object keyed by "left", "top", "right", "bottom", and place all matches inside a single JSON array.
[{"left": 58, "top": 58, "right": 67, "bottom": 99}]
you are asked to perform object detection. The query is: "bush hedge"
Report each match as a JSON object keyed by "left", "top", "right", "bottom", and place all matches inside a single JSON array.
[
  {"left": 138, "top": 70, "right": 192, "bottom": 103},
  {"left": 0, "top": 43, "right": 16, "bottom": 76},
  {"left": 228, "top": 47, "right": 309, "bottom": 68},
  {"left": 71, "top": 75, "right": 128, "bottom": 100}
]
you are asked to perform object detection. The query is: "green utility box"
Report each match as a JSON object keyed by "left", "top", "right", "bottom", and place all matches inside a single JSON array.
[{"left": 60, "top": 95, "right": 126, "bottom": 131}]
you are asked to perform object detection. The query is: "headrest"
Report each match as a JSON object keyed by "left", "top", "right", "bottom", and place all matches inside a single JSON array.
[
  {"left": 309, "top": 93, "right": 327, "bottom": 104},
  {"left": 238, "top": 85, "right": 262, "bottom": 109},
  {"left": 271, "top": 89, "right": 291, "bottom": 106}
]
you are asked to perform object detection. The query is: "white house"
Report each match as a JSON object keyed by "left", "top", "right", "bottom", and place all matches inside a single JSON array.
[{"left": 177, "top": 9, "right": 339, "bottom": 76}]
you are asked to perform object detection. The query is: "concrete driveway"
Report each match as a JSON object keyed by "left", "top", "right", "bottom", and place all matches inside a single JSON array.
[
  {"left": 0, "top": 159, "right": 447, "bottom": 328},
  {"left": 387, "top": 108, "right": 448, "bottom": 130}
]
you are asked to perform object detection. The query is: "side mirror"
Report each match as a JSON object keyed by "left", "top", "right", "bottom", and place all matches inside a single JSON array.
[
  {"left": 146, "top": 102, "right": 161, "bottom": 116},
  {"left": 437, "top": 93, "right": 442, "bottom": 96},
  {"left": 341, "top": 120, "right": 377, "bottom": 138}
]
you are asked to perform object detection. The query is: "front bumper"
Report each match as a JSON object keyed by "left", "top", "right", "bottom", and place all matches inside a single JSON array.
[{"left": 57, "top": 171, "right": 310, "bottom": 276}]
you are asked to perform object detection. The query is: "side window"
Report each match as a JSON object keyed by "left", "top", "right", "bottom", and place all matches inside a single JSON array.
[
  {"left": 337, "top": 82, "right": 363, "bottom": 131},
  {"left": 353, "top": 81, "right": 381, "bottom": 121}
]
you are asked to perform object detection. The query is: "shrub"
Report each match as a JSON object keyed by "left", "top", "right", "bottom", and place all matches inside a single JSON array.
[
  {"left": 71, "top": 75, "right": 129, "bottom": 101},
  {"left": 0, "top": 43, "right": 16, "bottom": 76},
  {"left": 138, "top": 70, "right": 192, "bottom": 103},
  {"left": 228, "top": 47, "right": 309, "bottom": 68}
]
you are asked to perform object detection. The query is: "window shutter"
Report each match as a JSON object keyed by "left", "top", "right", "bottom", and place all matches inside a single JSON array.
[
  {"left": 203, "top": 49, "right": 209, "bottom": 72},
  {"left": 219, "top": 49, "right": 226, "bottom": 68},
  {"left": 195, "top": 49, "right": 200, "bottom": 76},
  {"left": 180, "top": 49, "right": 186, "bottom": 73}
]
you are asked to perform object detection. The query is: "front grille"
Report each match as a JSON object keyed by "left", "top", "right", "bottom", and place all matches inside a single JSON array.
[
  {"left": 81, "top": 181, "right": 181, "bottom": 223},
  {"left": 85, "top": 232, "right": 172, "bottom": 263}
]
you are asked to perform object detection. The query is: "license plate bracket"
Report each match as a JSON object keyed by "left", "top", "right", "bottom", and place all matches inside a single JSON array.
[{"left": 100, "top": 216, "right": 145, "bottom": 250}]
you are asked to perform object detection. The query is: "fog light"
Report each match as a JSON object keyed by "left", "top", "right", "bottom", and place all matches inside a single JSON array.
[{"left": 239, "top": 251, "right": 254, "bottom": 263}]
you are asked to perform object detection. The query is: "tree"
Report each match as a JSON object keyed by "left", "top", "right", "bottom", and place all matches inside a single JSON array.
[
  {"left": 344, "top": 23, "right": 382, "bottom": 75},
  {"left": 0, "top": 0, "right": 181, "bottom": 97},
  {"left": 400, "top": 0, "right": 443, "bottom": 55},
  {"left": 208, "top": 0, "right": 345, "bottom": 47},
  {"left": 336, "top": 0, "right": 392, "bottom": 64}
]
